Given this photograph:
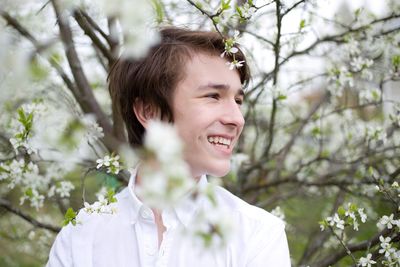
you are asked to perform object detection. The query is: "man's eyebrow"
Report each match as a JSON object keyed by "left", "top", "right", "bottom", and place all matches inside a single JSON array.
[{"left": 197, "top": 83, "right": 245, "bottom": 96}]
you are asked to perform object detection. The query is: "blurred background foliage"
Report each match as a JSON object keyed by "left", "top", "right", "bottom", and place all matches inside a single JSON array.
[{"left": 0, "top": 0, "right": 399, "bottom": 266}]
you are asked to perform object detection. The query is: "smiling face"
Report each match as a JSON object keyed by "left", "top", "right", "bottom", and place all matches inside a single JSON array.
[{"left": 172, "top": 53, "right": 245, "bottom": 179}]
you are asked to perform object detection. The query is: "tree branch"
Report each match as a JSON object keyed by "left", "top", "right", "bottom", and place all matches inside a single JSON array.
[
  {"left": 50, "top": 0, "right": 113, "bottom": 136},
  {"left": 73, "top": 9, "right": 115, "bottom": 66},
  {"left": 0, "top": 198, "right": 61, "bottom": 233}
]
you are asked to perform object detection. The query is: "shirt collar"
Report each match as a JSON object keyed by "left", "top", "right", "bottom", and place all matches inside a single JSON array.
[
  {"left": 127, "top": 169, "right": 208, "bottom": 227},
  {"left": 127, "top": 168, "right": 144, "bottom": 223}
]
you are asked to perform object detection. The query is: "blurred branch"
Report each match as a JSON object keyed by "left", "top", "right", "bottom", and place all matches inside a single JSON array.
[
  {"left": 0, "top": 198, "right": 60, "bottom": 233},
  {"left": 0, "top": 10, "right": 78, "bottom": 109},
  {"left": 186, "top": 0, "right": 223, "bottom": 35},
  {"left": 262, "top": 0, "right": 282, "bottom": 161},
  {"left": 80, "top": 10, "right": 113, "bottom": 46},
  {"left": 279, "top": 13, "right": 400, "bottom": 67},
  {"left": 50, "top": 0, "right": 113, "bottom": 136},
  {"left": 73, "top": 9, "right": 115, "bottom": 66},
  {"left": 282, "top": 0, "right": 307, "bottom": 17}
]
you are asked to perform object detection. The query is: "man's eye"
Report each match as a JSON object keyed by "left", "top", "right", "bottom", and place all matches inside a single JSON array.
[
  {"left": 206, "top": 93, "right": 219, "bottom": 100},
  {"left": 235, "top": 98, "right": 243, "bottom": 105}
]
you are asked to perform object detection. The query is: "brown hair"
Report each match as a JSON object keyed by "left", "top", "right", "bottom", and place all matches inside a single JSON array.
[{"left": 108, "top": 27, "right": 250, "bottom": 146}]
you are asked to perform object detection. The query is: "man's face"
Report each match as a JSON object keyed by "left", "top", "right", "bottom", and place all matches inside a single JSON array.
[{"left": 172, "top": 53, "right": 245, "bottom": 178}]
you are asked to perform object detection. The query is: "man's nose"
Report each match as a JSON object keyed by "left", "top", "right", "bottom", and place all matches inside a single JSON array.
[{"left": 220, "top": 101, "right": 245, "bottom": 128}]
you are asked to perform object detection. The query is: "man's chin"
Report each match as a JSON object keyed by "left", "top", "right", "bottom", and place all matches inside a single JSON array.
[{"left": 206, "top": 163, "right": 231, "bottom": 178}]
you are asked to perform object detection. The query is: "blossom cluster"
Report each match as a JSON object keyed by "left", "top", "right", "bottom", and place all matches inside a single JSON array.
[
  {"left": 327, "top": 36, "right": 377, "bottom": 101},
  {"left": 378, "top": 235, "right": 400, "bottom": 266},
  {"left": 377, "top": 214, "right": 400, "bottom": 230},
  {"left": 8, "top": 103, "right": 46, "bottom": 155},
  {"left": 0, "top": 159, "right": 74, "bottom": 210},
  {"left": 221, "top": 30, "right": 245, "bottom": 70},
  {"left": 96, "top": 154, "right": 121, "bottom": 175},
  {"left": 83, "top": 188, "right": 117, "bottom": 215},
  {"left": 320, "top": 203, "right": 367, "bottom": 231}
]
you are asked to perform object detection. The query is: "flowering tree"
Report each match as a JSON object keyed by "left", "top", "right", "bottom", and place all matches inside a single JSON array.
[{"left": 1, "top": 0, "right": 400, "bottom": 266}]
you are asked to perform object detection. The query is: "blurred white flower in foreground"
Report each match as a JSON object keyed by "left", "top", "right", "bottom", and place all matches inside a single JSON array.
[
  {"left": 137, "top": 120, "right": 194, "bottom": 209},
  {"left": 182, "top": 182, "right": 235, "bottom": 251}
]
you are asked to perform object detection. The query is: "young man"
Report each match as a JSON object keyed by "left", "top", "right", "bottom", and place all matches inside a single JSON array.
[{"left": 47, "top": 27, "right": 290, "bottom": 266}]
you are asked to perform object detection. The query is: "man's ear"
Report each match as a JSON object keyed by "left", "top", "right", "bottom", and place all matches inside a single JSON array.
[{"left": 133, "top": 99, "right": 160, "bottom": 128}]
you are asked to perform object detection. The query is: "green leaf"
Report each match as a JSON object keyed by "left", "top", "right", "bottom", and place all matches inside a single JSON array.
[
  {"left": 107, "top": 188, "right": 117, "bottom": 203},
  {"left": 236, "top": 6, "right": 243, "bottom": 17},
  {"left": 63, "top": 207, "right": 77, "bottom": 226},
  {"left": 195, "top": 1, "right": 203, "bottom": 9},
  {"left": 320, "top": 150, "right": 330, "bottom": 158},
  {"left": 277, "top": 95, "right": 287, "bottom": 101},
  {"left": 25, "top": 188, "right": 33, "bottom": 198},
  {"left": 17, "top": 108, "right": 27, "bottom": 125},
  {"left": 0, "top": 165, "right": 9, "bottom": 173},
  {"left": 311, "top": 126, "right": 321, "bottom": 136},
  {"left": 392, "top": 55, "right": 400, "bottom": 68},
  {"left": 354, "top": 8, "right": 362, "bottom": 17},
  {"left": 151, "top": 0, "right": 165, "bottom": 24},
  {"left": 221, "top": 0, "right": 231, "bottom": 11},
  {"left": 49, "top": 52, "right": 63, "bottom": 64},
  {"left": 337, "top": 206, "right": 346, "bottom": 216},
  {"left": 367, "top": 166, "right": 374, "bottom": 176},
  {"left": 299, "top": 19, "right": 306, "bottom": 30},
  {"left": 29, "top": 57, "right": 49, "bottom": 80}
]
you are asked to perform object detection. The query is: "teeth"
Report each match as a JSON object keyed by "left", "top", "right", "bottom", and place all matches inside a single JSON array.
[{"left": 207, "top": 136, "right": 231, "bottom": 146}]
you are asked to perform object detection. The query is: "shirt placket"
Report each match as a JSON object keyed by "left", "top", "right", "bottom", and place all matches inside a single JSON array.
[
  {"left": 135, "top": 206, "right": 158, "bottom": 267},
  {"left": 155, "top": 210, "right": 178, "bottom": 267}
]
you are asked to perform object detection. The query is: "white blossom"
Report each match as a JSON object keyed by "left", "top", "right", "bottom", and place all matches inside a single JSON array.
[
  {"left": 350, "top": 57, "right": 373, "bottom": 72},
  {"left": 326, "top": 213, "right": 345, "bottom": 230},
  {"left": 358, "top": 253, "right": 376, "bottom": 267},
  {"left": 83, "top": 194, "right": 117, "bottom": 215},
  {"left": 378, "top": 236, "right": 394, "bottom": 258},
  {"left": 81, "top": 115, "right": 104, "bottom": 142},
  {"left": 365, "top": 126, "right": 387, "bottom": 145},
  {"left": 377, "top": 214, "right": 399, "bottom": 229},
  {"left": 271, "top": 206, "right": 286, "bottom": 223},
  {"left": 226, "top": 60, "right": 245, "bottom": 70},
  {"left": 55, "top": 181, "right": 75, "bottom": 198},
  {"left": 96, "top": 154, "right": 121, "bottom": 174},
  {"left": 358, "top": 208, "right": 367, "bottom": 223},
  {"left": 237, "top": 3, "right": 256, "bottom": 19},
  {"left": 344, "top": 38, "right": 361, "bottom": 56}
]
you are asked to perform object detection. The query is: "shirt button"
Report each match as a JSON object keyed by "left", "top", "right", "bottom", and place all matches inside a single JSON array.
[
  {"left": 145, "top": 244, "right": 156, "bottom": 256},
  {"left": 141, "top": 208, "right": 153, "bottom": 219}
]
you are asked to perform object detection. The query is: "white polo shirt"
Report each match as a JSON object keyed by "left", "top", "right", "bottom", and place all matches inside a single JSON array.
[{"left": 47, "top": 174, "right": 290, "bottom": 267}]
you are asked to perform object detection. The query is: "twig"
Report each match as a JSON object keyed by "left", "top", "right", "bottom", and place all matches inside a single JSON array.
[{"left": 0, "top": 198, "right": 61, "bottom": 233}]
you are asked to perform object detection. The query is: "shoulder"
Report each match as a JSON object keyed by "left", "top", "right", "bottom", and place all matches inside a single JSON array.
[
  {"left": 212, "top": 186, "right": 290, "bottom": 266},
  {"left": 213, "top": 185, "right": 284, "bottom": 229}
]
